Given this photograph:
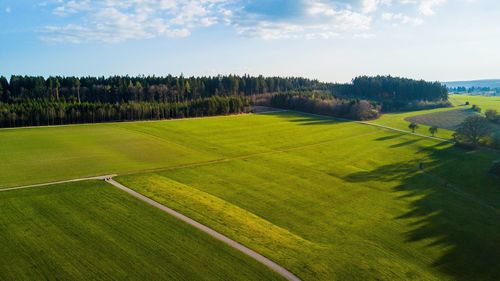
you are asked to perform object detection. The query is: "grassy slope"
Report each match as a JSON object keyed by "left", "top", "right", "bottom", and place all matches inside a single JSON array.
[
  {"left": 0, "top": 181, "right": 281, "bottom": 281},
  {"left": 405, "top": 108, "right": 480, "bottom": 130},
  {"left": 114, "top": 112, "right": 500, "bottom": 281},
  {"left": 0, "top": 112, "right": 380, "bottom": 187},
  {"left": 370, "top": 94, "right": 500, "bottom": 139},
  {"left": 0, "top": 120, "right": 218, "bottom": 187},
  {"left": 2, "top": 110, "right": 499, "bottom": 280},
  {"left": 452, "top": 94, "right": 500, "bottom": 111}
]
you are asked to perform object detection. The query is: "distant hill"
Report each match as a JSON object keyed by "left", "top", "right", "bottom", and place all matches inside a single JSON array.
[{"left": 445, "top": 79, "right": 500, "bottom": 89}]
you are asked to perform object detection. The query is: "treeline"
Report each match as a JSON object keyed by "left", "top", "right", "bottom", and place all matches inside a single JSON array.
[
  {"left": 267, "top": 93, "right": 380, "bottom": 121},
  {"left": 0, "top": 75, "right": 327, "bottom": 103},
  {"left": 332, "top": 75, "right": 448, "bottom": 102},
  {"left": 0, "top": 75, "right": 447, "bottom": 104},
  {"left": 450, "top": 86, "right": 500, "bottom": 94},
  {"left": 0, "top": 96, "right": 248, "bottom": 128},
  {"left": 0, "top": 74, "right": 449, "bottom": 127}
]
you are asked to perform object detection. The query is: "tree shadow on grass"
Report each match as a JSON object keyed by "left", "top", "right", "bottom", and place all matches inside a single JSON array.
[
  {"left": 375, "top": 134, "right": 402, "bottom": 141},
  {"left": 286, "top": 115, "right": 348, "bottom": 126},
  {"left": 343, "top": 146, "right": 500, "bottom": 281},
  {"left": 270, "top": 112, "right": 348, "bottom": 126},
  {"left": 389, "top": 139, "right": 422, "bottom": 148},
  {"left": 418, "top": 141, "right": 450, "bottom": 149}
]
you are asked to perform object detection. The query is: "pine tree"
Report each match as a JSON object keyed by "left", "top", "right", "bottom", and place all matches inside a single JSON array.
[
  {"left": 55, "top": 78, "right": 61, "bottom": 101},
  {"left": 75, "top": 78, "right": 81, "bottom": 103}
]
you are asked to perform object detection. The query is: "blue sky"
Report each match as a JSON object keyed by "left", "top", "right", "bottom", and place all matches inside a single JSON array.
[{"left": 1, "top": 0, "right": 499, "bottom": 82}]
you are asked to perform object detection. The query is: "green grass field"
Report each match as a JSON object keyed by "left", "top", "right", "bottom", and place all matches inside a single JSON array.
[
  {"left": 405, "top": 108, "right": 480, "bottom": 130},
  {"left": 370, "top": 94, "right": 500, "bottom": 139},
  {"left": 0, "top": 181, "right": 281, "bottom": 280},
  {"left": 114, "top": 112, "right": 499, "bottom": 281},
  {"left": 0, "top": 122, "right": 217, "bottom": 188},
  {"left": 451, "top": 94, "right": 500, "bottom": 111},
  {"left": 2, "top": 110, "right": 499, "bottom": 280},
  {"left": 404, "top": 108, "right": 500, "bottom": 139}
]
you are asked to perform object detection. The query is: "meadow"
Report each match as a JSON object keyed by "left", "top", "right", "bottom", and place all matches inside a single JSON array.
[
  {"left": 405, "top": 108, "right": 480, "bottom": 130},
  {"left": 2, "top": 110, "right": 499, "bottom": 280},
  {"left": 369, "top": 94, "right": 500, "bottom": 139},
  {"left": 452, "top": 94, "right": 500, "bottom": 111},
  {"left": 0, "top": 181, "right": 281, "bottom": 280}
]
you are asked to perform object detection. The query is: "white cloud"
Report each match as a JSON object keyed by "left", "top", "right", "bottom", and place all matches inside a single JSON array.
[
  {"left": 41, "top": 0, "right": 230, "bottom": 43},
  {"left": 399, "top": 0, "right": 447, "bottom": 16},
  {"left": 362, "top": 0, "right": 392, "bottom": 13},
  {"left": 39, "top": 0, "right": 449, "bottom": 43},
  {"left": 232, "top": 1, "right": 372, "bottom": 40},
  {"left": 382, "top": 12, "right": 423, "bottom": 25},
  {"left": 53, "top": 0, "right": 91, "bottom": 16},
  {"left": 418, "top": 0, "right": 447, "bottom": 16}
]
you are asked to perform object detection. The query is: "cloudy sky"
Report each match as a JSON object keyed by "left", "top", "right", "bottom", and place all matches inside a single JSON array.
[{"left": 1, "top": 0, "right": 499, "bottom": 82}]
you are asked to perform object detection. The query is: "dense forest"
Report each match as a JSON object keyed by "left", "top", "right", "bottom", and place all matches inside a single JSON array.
[
  {"left": 0, "top": 75, "right": 319, "bottom": 127},
  {"left": 0, "top": 75, "right": 446, "bottom": 103},
  {"left": 332, "top": 75, "right": 448, "bottom": 102},
  {"left": 0, "top": 96, "right": 248, "bottom": 128},
  {"left": 0, "top": 74, "right": 448, "bottom": 127},
  {"left": 0, "top": 75, "right": 328, "bottom": 103}
]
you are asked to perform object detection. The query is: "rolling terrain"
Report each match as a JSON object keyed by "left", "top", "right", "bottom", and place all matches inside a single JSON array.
[
  {"left": 452, "top": 94, "right": 500, "bottom": 111},
  {"left": 405, "top": 108, "right": 480, "bottom": 130},
  {"left": 1, "top": 110, "right": 499, "bottom": 280},
  {"left": 369, "top": 94, "right": 500, "bottom": 139},
  {"left": 0, "top": 181, "right": 281, "bottom": 280}
]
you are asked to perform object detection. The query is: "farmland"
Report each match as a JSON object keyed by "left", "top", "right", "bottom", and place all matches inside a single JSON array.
[
  {"left": 452, "top": 94, "right": 500, "bottom": 111},
  {"left": 0, "top": 181, "right": 281, "bottom": 280},
  {"left": 405, "top": 108, "right": 480, "bottom": 130},
  {"left": 369, "top": 94, "right": 500, "bottom": 139},
  {"left": 1, "top": 110, "right": 499, "bottom": 280}
]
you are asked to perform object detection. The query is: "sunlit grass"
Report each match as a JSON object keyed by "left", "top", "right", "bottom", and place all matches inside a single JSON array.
[
  {"left": 116, "top": 112, "right": 500, "bottom": 280},
  {"left": 2, "top": 109, "right": 499, "bottom": 280},
  {"left": 0, "top": 181, "right": 282, "bottom": 280}
]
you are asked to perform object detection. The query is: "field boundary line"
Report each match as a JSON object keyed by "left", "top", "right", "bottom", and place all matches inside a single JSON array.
[
  {"left": 117, "top": 130, "right": 380, "bottom": 177},
  {"left": 275, "top": 109, "right": 454, "bottom": 143},
  {"left": 0, "top": 175, "right": 116, "bottom": 192},
  {"left": 1, "top": 130, "right": 378, "bottom": 191},
  {"left": 278, "top": 108, "right": 498, "bottom": 152},
  {"left": 105, "top": 178, "right": 301, "bottom": 281},
  {"left": 254, "top": 109, "right": 289, "bottom": 114},
  {"left": 0, "top": 112, "right": 251, "bottom": 131}
]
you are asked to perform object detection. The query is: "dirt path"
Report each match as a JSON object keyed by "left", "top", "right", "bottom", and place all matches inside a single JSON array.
[
  {"left": 279, "top": 109, "right": 453, "bottom": 143},
  {"left": 2, "top": 175, "right": 301, "bottom": 280},
  {"left": 105, "top": 178, "right": 301, "bottom": 281},
  {"left": 0, "top": 175, "right": 117, "bottom": 192}
]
